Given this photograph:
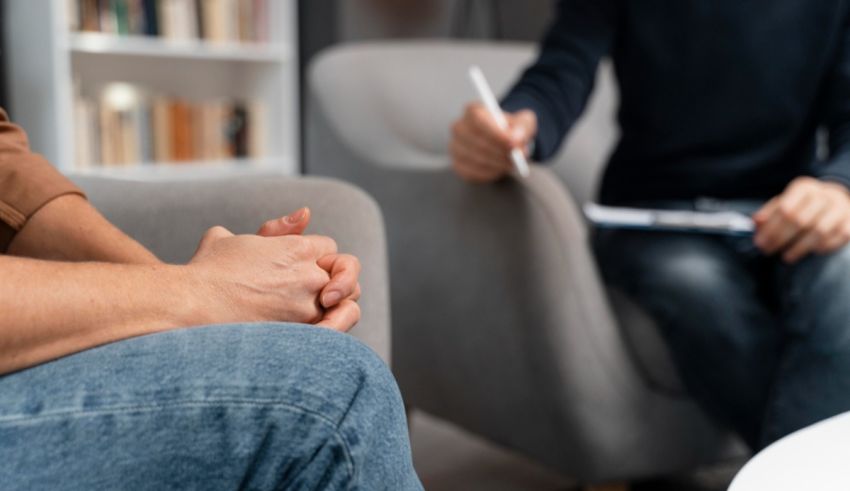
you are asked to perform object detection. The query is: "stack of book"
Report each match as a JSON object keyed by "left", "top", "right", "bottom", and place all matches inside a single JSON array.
[
  {"left": 70, "top": 0, "right": 270, "bottom": 43},
  {"left": 74, "top": 83, "right": 267, "bottom": 169}
]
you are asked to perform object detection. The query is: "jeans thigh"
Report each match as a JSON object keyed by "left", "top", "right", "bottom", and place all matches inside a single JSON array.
[
  {"left": 593, "top": 229, "right": 781, "bottom": 446},
  {"left": 0, "top": 324, "right": 418, "bottom": 491},
  {"left": 762, "top": 245, "right": 850, "bottom": 445}
]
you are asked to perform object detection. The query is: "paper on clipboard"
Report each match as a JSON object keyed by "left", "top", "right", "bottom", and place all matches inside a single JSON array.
[{"left": 583, "top": 203, "right": 755, "bottom": 236}]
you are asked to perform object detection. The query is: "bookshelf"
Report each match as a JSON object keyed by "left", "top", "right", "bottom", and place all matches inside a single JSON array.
[{"left": 2, "top": 0, "right": 300, "bottom": 177}]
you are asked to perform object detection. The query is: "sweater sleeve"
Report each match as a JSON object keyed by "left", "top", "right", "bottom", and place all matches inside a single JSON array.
[
  {"left": 0, "top": 108, "right": 86, "bottom": 252},
  {"left": 501, "top": 0, "right": 620, "bottom": 162},
  {"left": 817, "top": 9, "right": 850, "bottom": 188}
]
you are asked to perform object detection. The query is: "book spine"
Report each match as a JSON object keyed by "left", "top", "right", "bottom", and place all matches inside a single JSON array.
[
  {"left": 80, "top": 0, "right": 100, "bottom": 31},
  {"left": 119, "top": 108, "right": 139, "bottom": 165},
  {"left": 113, "top": 0, "right": 130, "bottom": 36},
  {"left": 200, "top": 0, "right": 218, "bottom": 41},
  {"left": 99, "top": 0, "right": 117, "bottom": 33},
  {"left": 152, "top": 97, "right": 173, "bottom": 162},
  {"left": 252, "top": 0, "right": 267, "bottom": 42},
  {"left": 238, "top": 0, "right": 253, "bottom": 42},
  {"left": 231, "top": 103, "right": 248, "bottom": 158},
  {"left": 68, "top": 0, "right": 81, "bottom": 31},
  {"left": 127, "top": 0, "right": 145, "bottom": 35},
  {"left": 194, "top": 0, "right": 205, "bottom": 39},
  {"left": 142, "top": 0, "right": 159, "bottom": 35},
  {"left": 137, "top": 104, "right": 154, "bottom": 164},
  {"left": 73, "top": 96, "right": 93, "bottom": 169},
  {"left": 158, "top": 0, "right": 174, "bottom": 39},
  {"left": 170, "top": 101, "right": 194, "bottom": 161},
  {"left": 99, "top": 103, "right": 117, "bottom": 166},
  {"left": 223, "top": 0, "right": 239, "bottom": 42},
  {"left": 247, "top": 100, "right": 266, "bottom": 158}
]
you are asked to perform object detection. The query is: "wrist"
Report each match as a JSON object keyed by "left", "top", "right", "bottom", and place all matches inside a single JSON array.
[{"left": 162, "top": 264, "right": 221, "bottom": 328}]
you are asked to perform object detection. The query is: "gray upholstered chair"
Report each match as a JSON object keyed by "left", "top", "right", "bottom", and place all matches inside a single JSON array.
[
  {"left": 306, "top": 41, "right": 746, "bottom": 485},
  {"left": 71, "top": 174, "right": 391, "bottom": 362}
]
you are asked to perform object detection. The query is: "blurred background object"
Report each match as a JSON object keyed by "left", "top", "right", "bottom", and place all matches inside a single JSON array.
[
  {"left": 297, "top": 0, "right": 556, "bottom": 158},
  {"left": 3, "top": 0, "right": 297, "bottom": 177},
  {"left": 299, "top": 0, "right": 555, "bottom": 64}
]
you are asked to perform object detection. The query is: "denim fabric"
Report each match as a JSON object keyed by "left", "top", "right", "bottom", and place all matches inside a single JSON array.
[
  {"left": 594, "top": 200, "right": 850, "bottom": 450},
  {"left": 0, "top": 324, "right": 423, "bottom": 491}
]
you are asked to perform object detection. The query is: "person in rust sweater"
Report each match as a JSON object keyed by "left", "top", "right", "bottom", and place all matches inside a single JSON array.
[{"left": 0, "top": 109, "right": 423, "bottom": 490}]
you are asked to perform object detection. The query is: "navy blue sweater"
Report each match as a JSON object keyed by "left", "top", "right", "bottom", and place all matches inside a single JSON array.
[{"left": 502, "top": 1, "right": 850, "bottom": 204}]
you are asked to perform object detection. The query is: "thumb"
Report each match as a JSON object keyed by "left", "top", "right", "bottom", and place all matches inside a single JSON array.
[
  {"left": 257, "top": 208, "right": 311, "bottom": 237},
  {"left": 508, "top": 110, "right": 537, "bottom": 148}
]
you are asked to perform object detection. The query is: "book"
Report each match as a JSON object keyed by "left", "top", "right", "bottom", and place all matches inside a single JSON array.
[
  {"left": 113, "top": 0, "right": 130, "bottom": 36},
  {"left": 170, "top": 100, "right": 193, "bottom": 161},
  {"left": 71, "top": 0, "right": 270, "bottom": 42},
  {"left": 68, "top": 0, "right": 81, "bottom": 31},
  {"left": 142, "top": 0, "right": 158, "bottom": 35},
  {"left": 80, "top": 0, "right": 101, "bottom": 31},
  {"left": 152, "top": 97, "right": 173, "bottom": 162},
  {"left": 99, "top": 0, "right": 117, "bottom": 34},
  {"left": 201, "top": 0, "right": 225, "bottom": 42},
  {"left": 74, "top": 83, "right": 268, "bottom": 168},
  {"left": 73, "top": 95, "right": 95, "bottom": 169}
]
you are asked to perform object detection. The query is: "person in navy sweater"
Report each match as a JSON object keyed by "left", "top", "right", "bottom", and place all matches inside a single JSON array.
[{"left": 450, "top": 1, "right": 850, "bottom": 449}]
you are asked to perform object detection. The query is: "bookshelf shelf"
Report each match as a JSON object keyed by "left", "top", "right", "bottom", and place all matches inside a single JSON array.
[
  {"left": 69, "top": 32, "right": 294, "bottom": 63},
  {"left": 3, "top": 0, "right": 300, "bottom": 177},
  {"left": 71, "top": 157, "right": 292, "bottom": 180}
]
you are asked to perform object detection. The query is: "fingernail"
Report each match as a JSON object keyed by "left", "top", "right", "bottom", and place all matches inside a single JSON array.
[
  {"left": 285, "top": 208, "right": 306, "bottom": 224},
  {"left": 512, "top": 127, "right": 525, "bottom": 141},
  {"left": 323, "top": 291, "right": 342, "bottom": 306}
]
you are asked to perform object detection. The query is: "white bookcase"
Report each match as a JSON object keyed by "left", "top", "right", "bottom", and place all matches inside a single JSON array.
[{"left": 2, "top": 0, "right": 300, "bottom": 178}]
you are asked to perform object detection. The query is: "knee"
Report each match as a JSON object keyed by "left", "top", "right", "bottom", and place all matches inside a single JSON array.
[
  {"left": 643, "top": 250, "right": 737, "bottom": 308},
  {"left": 326, "top": 332, "right": 399, "bottom": 397},
  {"left": 308, "top": 330, "right": 405, "bottom": 417},
  {"left": 623, "top": 249, "right": 769, "bottom": 353},
  {"left": 788, "top": 247, "right": 850, "bottom": 351},
  {"left": 796, "top": 246, "right": 850, "bottom": 298}
]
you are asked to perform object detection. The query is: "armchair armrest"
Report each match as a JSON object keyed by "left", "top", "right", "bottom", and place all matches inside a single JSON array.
[{"left": 71, "top": 174, "right": 391, "bottom": 363}]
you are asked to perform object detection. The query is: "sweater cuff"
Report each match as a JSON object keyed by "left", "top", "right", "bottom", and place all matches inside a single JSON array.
[
  {"left": 814, "top": 154, "right": 850, "bottom": 192},
  {"left": 501, "top": 91, "right": 555, "bottom": 162}
]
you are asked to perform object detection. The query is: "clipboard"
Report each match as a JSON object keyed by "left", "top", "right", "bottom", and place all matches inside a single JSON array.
[{"left": 584, "top": 203, "right": 755, "bottom": 236}]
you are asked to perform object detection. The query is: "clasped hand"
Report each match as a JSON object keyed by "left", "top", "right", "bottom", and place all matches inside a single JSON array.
[{"left": 188, "top": 208, "right": 362, "bottom": 332}]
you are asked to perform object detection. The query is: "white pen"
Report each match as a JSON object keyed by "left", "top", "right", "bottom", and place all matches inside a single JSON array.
[{"left": 467, "top": 65, "right": 531, "bottom": 178}]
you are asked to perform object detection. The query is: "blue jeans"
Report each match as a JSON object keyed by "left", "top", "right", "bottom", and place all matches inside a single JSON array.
[
  {"left": 594, "top": 200, "right": 850, "bottom": 449},
  {"left": 0, "top": 324, "right": 423, "bottom": 490}
]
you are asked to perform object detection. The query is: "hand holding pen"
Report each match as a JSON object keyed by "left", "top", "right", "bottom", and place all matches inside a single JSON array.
[{"left": 450, "top": 66, "right": 536, "bottom": 182}]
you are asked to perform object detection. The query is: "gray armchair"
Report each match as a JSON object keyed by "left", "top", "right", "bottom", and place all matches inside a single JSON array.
[
  {"left": 71, "top": 174, "right": 391, "bottom": 362},
  {"left": 306, "top": 41, "right": 745, "bottom": 484}
]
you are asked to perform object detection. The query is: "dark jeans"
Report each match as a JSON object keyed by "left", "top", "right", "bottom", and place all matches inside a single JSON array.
[{"left": 593, "top": 200, "right": 850, "bottom": 449}]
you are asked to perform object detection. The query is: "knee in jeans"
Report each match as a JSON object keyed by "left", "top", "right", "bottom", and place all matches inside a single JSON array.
[
  {"left": 800, "top": 246, "right": 850, "bottom": 296},
  {"left": 786, "top": 247, "right": 850, "bottom": 352},
  {"left": 647, "top": 251, "right": 734, "bottom": 302},
  {"left": 318, "top": 332, "right": 402, "bottom": 407}
]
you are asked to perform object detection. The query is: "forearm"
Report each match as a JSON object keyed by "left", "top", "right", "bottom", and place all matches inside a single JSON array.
[
  {"left": 501, "top": 0, "right": 618, "bottom": 161},
  {"left": 0, "top": 255, "right": 205, "bottom": 374},
  {"left": 7, "top": 194, "right": 160, "bottom": 264}
]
